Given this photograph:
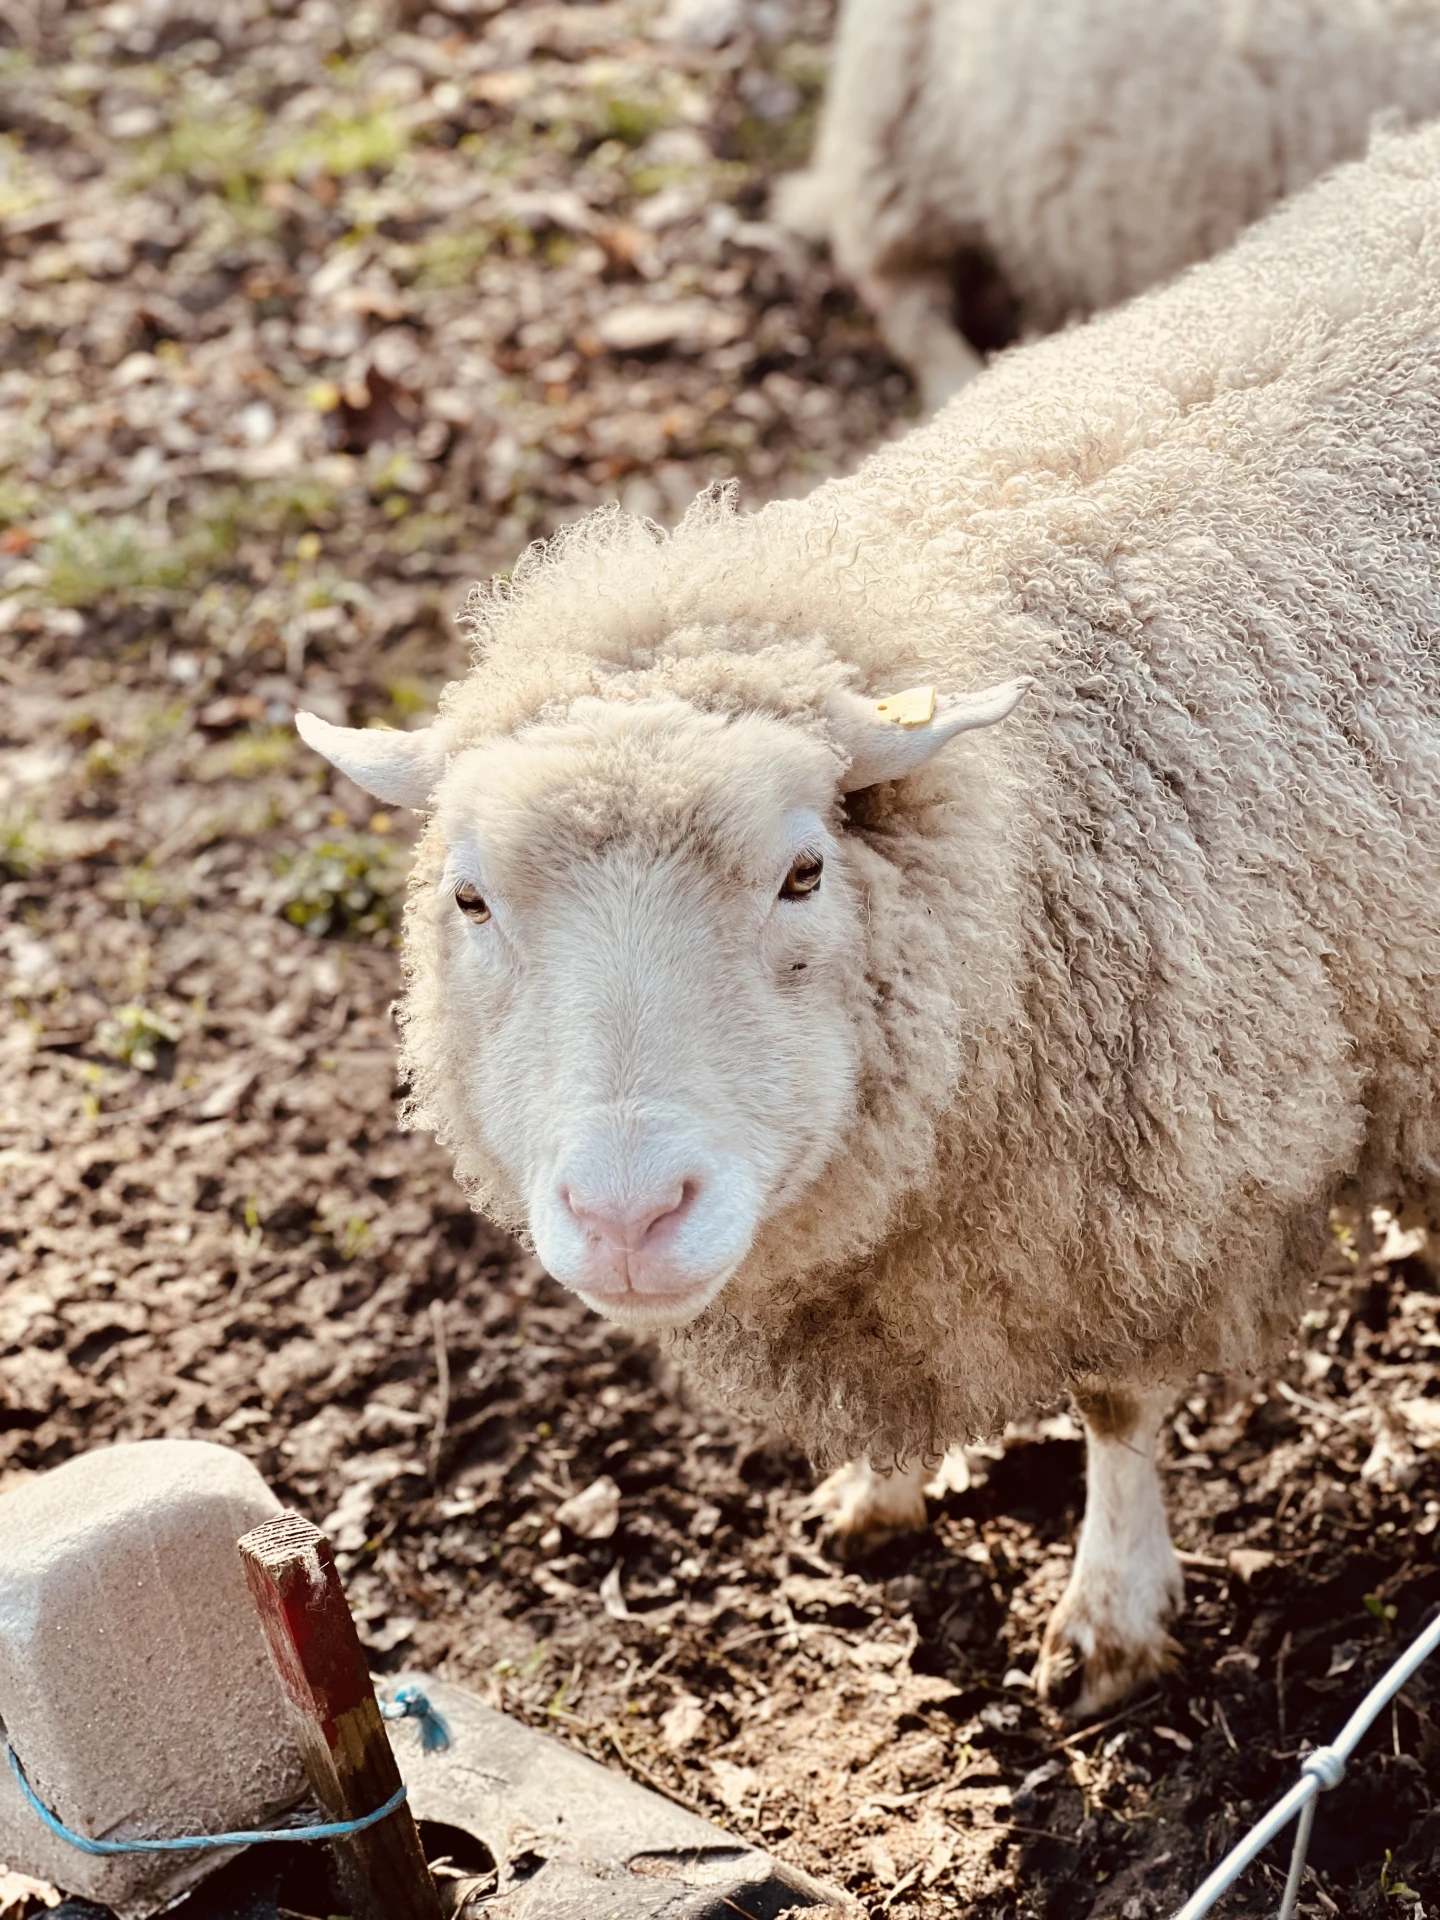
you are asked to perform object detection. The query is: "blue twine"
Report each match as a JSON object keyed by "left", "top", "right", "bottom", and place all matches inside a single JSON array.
[
  {"left": 379, "top": 1685, "right": 450, "bottom": 1754},
  {"left": 5, "top": 1746, "right": 406, "bottom": 1857},
  {"left": 4, "top": 1688, "right": 447, "bottom": 1855}
]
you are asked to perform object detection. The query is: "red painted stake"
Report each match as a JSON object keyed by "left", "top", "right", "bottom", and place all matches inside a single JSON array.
[{"left": 237, "top": 1510, "right": 443, "bottom": 1920}]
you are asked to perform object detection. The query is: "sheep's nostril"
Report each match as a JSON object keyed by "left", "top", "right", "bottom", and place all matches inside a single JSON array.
[{"left": 562, "top": 1181, "right": 693, "bottom": 1253}]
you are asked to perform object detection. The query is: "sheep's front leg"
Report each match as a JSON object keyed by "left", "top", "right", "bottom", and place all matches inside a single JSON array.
[
  {"left": 807, "top": 1456, "right": 930, "bottom": 1559},
  {"left": 862, "top": 270, "right": 984, "bottom": 413},
  {"left": 1035, "top": 1385, "right": 1183, "bottom": 1716}
]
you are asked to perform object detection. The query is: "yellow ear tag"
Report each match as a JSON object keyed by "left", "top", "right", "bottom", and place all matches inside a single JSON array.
[{"left": 872, "top": 684, "right": 936, "bottom": 727}]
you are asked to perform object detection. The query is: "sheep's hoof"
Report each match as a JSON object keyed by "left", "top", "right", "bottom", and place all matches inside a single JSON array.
[
  {"left": 1034, "top": 1590, "right": 1182, "bottom": 1719},
  {"left": 805, "top": 1460, "right": 929, "bottom": 1563}
]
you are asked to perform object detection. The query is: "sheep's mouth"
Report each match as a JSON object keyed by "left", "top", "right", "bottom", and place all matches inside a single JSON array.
[{"left": 569, "top": 1262, "right": 741, "bottom": 1330}]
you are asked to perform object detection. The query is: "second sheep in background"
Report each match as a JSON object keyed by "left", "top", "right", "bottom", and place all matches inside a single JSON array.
[{"left": 777, "top": 0, "right": 1440, "bottom": 408}]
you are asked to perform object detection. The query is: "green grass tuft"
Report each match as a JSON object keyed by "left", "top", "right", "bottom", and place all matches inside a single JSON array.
[
  {"left": 269, "top": 108, "right": 406, "bottom": 183},
  {"left": 272, "top": 830, "right": 412, "bottom": 942},
  {"left": 94, "top": 1003, "right": 182, "bottom": 1073},
  {"left": 37, "top": 511, "right": 237, "bottom": 611}
]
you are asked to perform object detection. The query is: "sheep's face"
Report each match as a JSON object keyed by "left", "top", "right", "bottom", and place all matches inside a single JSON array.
[
  {"left": 429, "top": 699, "right": 860, "bottom": 1329},
  {"left": 295, "top": 673, "right": 1029, "bottom": 1329}
]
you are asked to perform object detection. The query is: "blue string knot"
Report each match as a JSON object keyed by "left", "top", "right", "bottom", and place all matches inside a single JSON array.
[{"left": 380, "top": 1685, "right": 450, "bottom": 1753}]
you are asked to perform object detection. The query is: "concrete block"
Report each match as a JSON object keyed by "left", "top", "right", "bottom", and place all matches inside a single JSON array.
[{"left": 0, "top": 1441, "right": 306, "bottom": 1919}]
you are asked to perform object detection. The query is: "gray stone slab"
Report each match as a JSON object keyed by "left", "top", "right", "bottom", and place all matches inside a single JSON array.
[{"left": 390, "top": 1672, "right": 853, "bottom": 1919}]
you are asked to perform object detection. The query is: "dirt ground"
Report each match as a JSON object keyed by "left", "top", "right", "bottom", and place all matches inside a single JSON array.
[{"left": 3, "top": 2, "right": 1440, "bottom": 1916}]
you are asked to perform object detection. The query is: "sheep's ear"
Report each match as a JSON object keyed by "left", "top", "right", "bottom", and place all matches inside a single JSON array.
[
  {"left": 836, "top": 678, "right": 1033, "bottom": 793},
  {"left": 295, "top": 712, "right": 447, "bottom": 808}
]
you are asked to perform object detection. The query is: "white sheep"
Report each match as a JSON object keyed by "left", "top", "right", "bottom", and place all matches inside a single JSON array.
[
  {"left": 298, "top": 122, "right": 1440, "bottom": 1714},
  {"left": 777, "top": 0, "right": 1440, "bottom": 408}
]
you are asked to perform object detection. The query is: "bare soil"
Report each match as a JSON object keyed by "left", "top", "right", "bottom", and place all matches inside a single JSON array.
[{"left": 2, "top": 3, "right": 1438, "bottom": 1916}]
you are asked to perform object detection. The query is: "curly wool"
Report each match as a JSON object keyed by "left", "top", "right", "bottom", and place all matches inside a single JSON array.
[
  {"left": 399, "top": 124, "right": 1440, "bottom": 1468},
  {"left": 786, "top": 0, "right": 1440, "bottom": 329}
]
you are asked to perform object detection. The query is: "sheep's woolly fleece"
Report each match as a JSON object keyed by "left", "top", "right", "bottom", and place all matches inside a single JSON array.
[
  {"left": 786, "top": 0, "right": 1440, "bottom": 329},
  {"left": 397, "top": 123, "right": 1440, "bottom": 1469}
]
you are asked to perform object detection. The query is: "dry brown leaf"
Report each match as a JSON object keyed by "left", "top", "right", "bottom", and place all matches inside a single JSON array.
[
  {"left": 554, "top": 1473, "right": 621, "bottom": 1540},
  {"left": 1227, "top": 1547, "right": 1277, "bottom": 1582}
]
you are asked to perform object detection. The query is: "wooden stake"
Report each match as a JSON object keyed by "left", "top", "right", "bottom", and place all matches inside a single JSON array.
[{"left": 237, "top": 1510, "right": 443, "bottom": 1920}]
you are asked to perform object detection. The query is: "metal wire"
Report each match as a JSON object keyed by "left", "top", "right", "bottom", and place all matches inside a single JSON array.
[
  {"left": 1172, "top": 1605, "right": 1440, "bottom": 1920},
  {"left": 1276, "top": 1795, "right": 1316, "bottom": 1920}
]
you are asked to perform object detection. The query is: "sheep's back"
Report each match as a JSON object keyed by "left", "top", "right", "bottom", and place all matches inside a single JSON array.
[{"left": 692, "top": 120, "right": 1440, "bottom": 1461}]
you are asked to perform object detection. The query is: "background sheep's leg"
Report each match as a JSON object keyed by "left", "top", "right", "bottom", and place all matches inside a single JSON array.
[
  {"left": 806, "top": 1456, "right": 930, "bottom": 1559},
  {"left": 862, "top": 270, "right": 984, "bottom": 413},
  {"left": 1034, "top": 1384, "right": 1183, "bottom": 1717}
]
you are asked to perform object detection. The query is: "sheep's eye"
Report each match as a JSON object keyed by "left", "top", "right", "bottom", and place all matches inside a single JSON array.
[
  {"left": 454, "top": 882, "right": 490, "bottom": 924},
  {"left": 780, "top": 854, "right": 823, "bottom": 900}
]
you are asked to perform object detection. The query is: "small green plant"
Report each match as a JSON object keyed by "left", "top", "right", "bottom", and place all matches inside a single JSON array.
[
  {"left": 312, "top": 1208, "right": 374, "bottom": 1262},
  {"left": 38, "top": 511, "right": 234, "bottom": 610},
  {"left": 493, "top": 1642, "right": 550, "bottom": 1682},
  {"left": 0, "top": 128, "right": 48, "bottom": 226},
  {"left": 84, "top": 737, "right": 123, "bottom": 783},
  {"left": 214, "top": 476, "right": 342, "bottom": 537},
  {"left": 400, "top": 227, "right": 497, "bottom": 290},
  {"left": 94, "top": 1004, "right": 182, "bottom": 1073},
  {"left": 0, "top": 474, "right": 40, "bottom": 532},
  {"left": 216, "top": 730, "right": 296, "bottom": 781},
  {"left": 1381, "top": 1849, "right": 1418, "bottom": 1899},
  {"left": 0, "top": 813, "right": 45, "bottom": 878},
  {"left": 42, "top": 515, "right": 187, "bottom": 608},
  {"left": 1363, "top": 1590, "right": 1398, "bottom": 1633},
  {"left": 386, "top": 676, "right": 436, "bottom": 719},
  {"left": 112, "top": 860, "right": 187, "bottom": 917},
  {"left": 126, "top": 103, "right": 267, "bottom": 193},
  {"left": 272, "top": 830, "right": 411, "bottom": 941},
  {"left": 600, "top": 95, "right": 668, "bottom": 146},
  {"left": 269, "top": 108, "right": 405, "bottom": 183}
]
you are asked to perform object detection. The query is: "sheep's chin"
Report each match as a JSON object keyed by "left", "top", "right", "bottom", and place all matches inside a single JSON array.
[{"left": 571, "top": 1268, "right": 737, "bottom": 1330}]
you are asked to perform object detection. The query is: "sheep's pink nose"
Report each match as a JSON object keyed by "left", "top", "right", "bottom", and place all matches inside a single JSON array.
[{"left": 562, "top": 1181, "right": 693, "bottom": 1253}]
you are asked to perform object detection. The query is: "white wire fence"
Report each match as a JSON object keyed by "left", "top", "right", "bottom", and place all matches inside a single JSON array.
[{"left": 1171, "top": 1605, "right": 1440, "bottom": 1919}]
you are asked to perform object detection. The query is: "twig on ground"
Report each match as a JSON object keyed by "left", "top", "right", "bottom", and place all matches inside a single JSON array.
[
  {"left": 26, "top": 1027, "right": 96, "bottom": 1048},
  {"left": 1276, "top": 1629, "right": 1293, "bottom": 1745},
  {"left": 640, "top": 1639, "right": 681, "bottom": 1683},
  {"left": 1305, "top": 1869, "right": 1340, "bottom": 1914},
  {"left": 428, "top": 1299, "right": 450, "bottom": 1484},
  {"left": 1273, "top": 1378, "right": 1368, "bottom": 1427},
  {"left": 1051, "top": 1692, "right": 1159, "bottom": 1754},
  {"left": 147, "top": 816, "right": 208, "bottom": 867},
  {"left": 605, "top": 1727, "right": 711, "bottom": 1822},
  {"left": 719, "top": 1621, "right": 819, "bottom": 1653},
  {"left": 881, "top": 1863, "right": 924, "bottom": 1908},
  {"left": 83, "top": 1085, "right": 210, "bottom": 1129}
]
